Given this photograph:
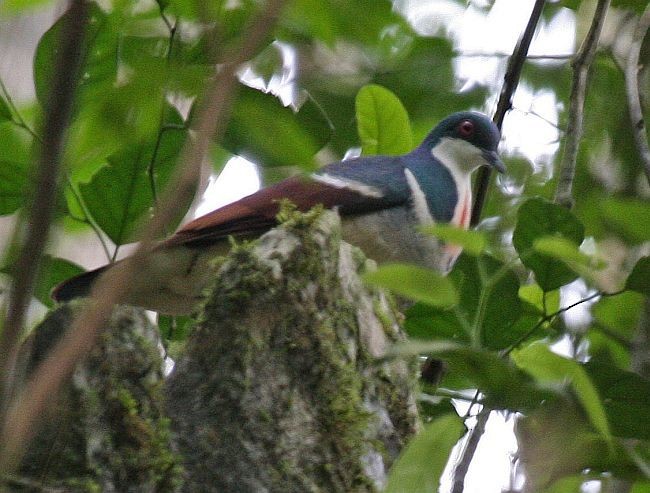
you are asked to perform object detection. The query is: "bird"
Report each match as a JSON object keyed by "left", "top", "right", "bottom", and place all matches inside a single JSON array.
[{"left": 53, "top": 111, "right": 504, "bottom": 315}]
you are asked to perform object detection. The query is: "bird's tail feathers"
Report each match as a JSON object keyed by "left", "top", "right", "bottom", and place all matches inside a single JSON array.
[{"left": 51, "top": 266, "right": 108, "bottom": 303}]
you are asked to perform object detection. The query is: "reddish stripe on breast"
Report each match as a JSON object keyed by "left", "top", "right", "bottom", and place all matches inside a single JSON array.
[{"left": 451, "top": 186, "right": 472, "bottom": 230}]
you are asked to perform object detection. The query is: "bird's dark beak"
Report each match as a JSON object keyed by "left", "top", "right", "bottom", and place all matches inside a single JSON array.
[{"left": 483, "top": 150, "right": 506, "bottom": 173}]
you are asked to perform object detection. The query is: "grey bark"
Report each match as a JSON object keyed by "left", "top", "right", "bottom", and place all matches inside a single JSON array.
[{"left": 8, "top": 209, "right": 419, "bottom": 492}]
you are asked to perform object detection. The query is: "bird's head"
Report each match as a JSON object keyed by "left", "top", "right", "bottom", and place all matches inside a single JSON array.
[{"left": 420, "top": 111, "right": 505, "bottom": 175}]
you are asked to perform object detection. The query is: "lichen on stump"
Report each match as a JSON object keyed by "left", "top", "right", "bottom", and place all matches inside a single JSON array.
[{"left": 166, "top": 208, "right": 419, "bottom": 492}]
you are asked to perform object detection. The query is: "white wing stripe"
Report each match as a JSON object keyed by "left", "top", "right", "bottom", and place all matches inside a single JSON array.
[
  {"left": 404, "top": 168, "right": 435, "bottom": 225},
  {"left": 312, "top": 173, "right": 384, "bottom": 198}
]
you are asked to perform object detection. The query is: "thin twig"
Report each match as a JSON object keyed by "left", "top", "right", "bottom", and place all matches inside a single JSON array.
[
  {"left": 458, "top": 51, "right": 575, "bottom": 60},
  {"left": 624, "top": 4, "right": 650, "bottom": 186},
  {"left": 451, "top": 408, "right": 491, "bottom": 493},
  {"left": 554, "top": 0, "right": 611, "bottom": 208},
  {"left": 64, "top": 178, "right": 113, "bottom": 261},
  {"left": 501, "top": 290, "right": 623, "bottom": 357},
  {"left": 0, "top": 0, "right": 286, "bottom": 474},
  {"left": 471, "top": 0, "right": 547, "bottom": 227},
  {"left": 0, "top": 0, "right": 89, "bottom": 430},
  {"left": 0, "top": 77, "right": 44, "bottom": 144}
]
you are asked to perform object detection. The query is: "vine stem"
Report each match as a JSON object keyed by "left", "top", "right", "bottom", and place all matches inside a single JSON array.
[
  {"left": 0, "top": 0, "right": 286, "bottom": 473},
  {"left": 554, "top": 0, "right": 611, "bottom": 208},
  {"left": 624, "top": 3, "right": 650, "bottom": 187},
  {"left": 470, "top": 0, "right": 547, "bottom": 227}
]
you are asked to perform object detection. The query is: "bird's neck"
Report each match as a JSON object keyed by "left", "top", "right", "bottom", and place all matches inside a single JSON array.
[{"left": 427, "top": 137, "right": 479, "bottom": 229}]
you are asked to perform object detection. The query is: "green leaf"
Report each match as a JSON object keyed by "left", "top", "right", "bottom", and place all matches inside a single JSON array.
[
  {"left": 223, "top": 85, "right": 331, "bottom": 170},
  {"left": 355, "top": 84, "right": 412, "bottom": 156},
  {"left": 404, "top": 254, "right": 524, "bottom": 351},
  {"left": 601, "top": 198, "right": 650, "bottom": 243},
  {"left": 584, "top": 361, "right": 650, "bottom": 439},
  {"left": 513, "top": 198, "right": 585, "bottom": 291},
  {"left": 611, "top": 0, "right": 648, "bottom": 14},
  {"left": 631, "top": 482, "right": 650, "bottom": 493},
  {"left": 593, "top": 291, "right": 643, "bottom": 340},
  {"left": 281, "top": 0, "right": 406, "bottom": 47},
  {"left": 451, "top": 254, "right": 522, "bottom": 350},
  {"left": 533, "top": 236, "right": 603, "bottom": 268},
  {"left": 518, "top": 284, "right": 560, "bottom": 315},
  {"left": 420, "top": 224, "right": 486, "bottom": 256},
  {"left": 391, "top": 341, "right": 555, "bottom": 410},
  {"left": 0, "top": 96, "right": 12, "bottom": 121},
  {"left": 34, "top": 3, "right": 114, "bottom": 107},
  {"left": 0, "top": 0, "right": 53, "bottom": 14},
  {"left": 35, "top": 256, "right": 85, "bottom": 308},
  {"left": 80, "top": 118, "right": 187, "bottom": 245},
  {"left": 385, "top": 413, "right": 463, "bottom": 493},
  {"left": 404, "top": 303, "right": 469, "bottom": 343},
  {"left": 512, "top": 342, "right": 612, "bottom": 442},
  {"left": 626, "top": 257, "right": 650, "bottom": 295},
  {"left": 0, "top": 123, "right": 33, "bottom": 215},
  {"left": 363, "top": 263, "right": 458, "bottom": 308},
  {"left": 517, "top": 399, "right": 639, "bottom": 492},
  {"left": 0, "top": 159, "right": 30, "bottom": 216}
]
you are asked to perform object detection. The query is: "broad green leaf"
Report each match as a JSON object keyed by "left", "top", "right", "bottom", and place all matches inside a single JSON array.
[
  {"left": 611, "top": 0, "right": 648, "bottom": 14},
  {"left": 363, "top": 263, "right": 458, "bottom": 308},
  {"left": 223, "top": 85, "right": 331, "bottom": 170},
  {"left": 0, "top": 123, "right": 33, "bottom": 215},
  {"left": 355, "top": 84, "right": 412, "bottom": 156},
  {"left": 385, "top": 414, "right": 463, "bottom": 493},
  {"left": 34, "top": 3, "right": 114, "bottom": 107},
  {"left": 404, "top": 254, "right": 524, "bottom": 351},
  {"left": 626, "top": 257, "right": 650, "bottom": 296},
  {"left": 404, "top": 303, "right": 469, "bottom": 343},
  {"left": 517, "top": 399, "right": 639, "bottom": 492},
  {"left": 586, "top": 330, "right": 631, "bottom": 369},
  {"left": 281, "top": 0, "right": 406, "bottom": 47},
  {"left": 0, "top": 96, "right": 12, "bottom": 121},
  {"left": 451, "top": 254, "right": 522, "bottom": 350},
  {"left": 593, "top": 291, "right": 643, "bottom": 340},
  {"left": 420, "top": 224, "right": 486, "bottom": 256},
  {"left": 513, "top": 198, "right": 585, "bottom": 291},
  {"left": 512, "top": 342, "right": 612, "bottom": 442},
  {"left": 80, "top": 120, "right": 187, "bottom": 245},
  {"left": 0, "top": 0, "right": 53, "bottom": 14},
  {"left": 533, "top": 236, "right": 603, "bottom": 268},
  {"left": 584, "top": 361, "right": 650, "bottom": 439},
  {"left": 631, "top": 482, "right": 650, "bottom": 493},
  {"left": 518, "top": 284, "right": 560, "bottom": 315},
  {"left": 0, "top": 159, "right": 30, "bottom": 215},
  {"left": 601, "top": 198, "right": 650, "bottom": 243},
  {"left": 35, "top": 256, "right": 85, "bottom": 308},
  {"left": 391, "top": 341, "right": 555, "bottom": 410}
]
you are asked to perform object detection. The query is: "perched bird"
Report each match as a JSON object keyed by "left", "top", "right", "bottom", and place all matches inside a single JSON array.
[{"left": 53, "top": 111, "right": 504, "bottom": 315}]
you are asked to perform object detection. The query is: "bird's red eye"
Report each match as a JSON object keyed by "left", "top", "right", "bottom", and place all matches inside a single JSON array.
[{"left": 458, "top": 120, "right": 474, "bottom": 137}]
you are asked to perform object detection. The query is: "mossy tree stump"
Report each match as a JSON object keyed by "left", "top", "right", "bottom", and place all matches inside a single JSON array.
[{"left": 15, "top": 209, "right": 419, "bottom": 492}]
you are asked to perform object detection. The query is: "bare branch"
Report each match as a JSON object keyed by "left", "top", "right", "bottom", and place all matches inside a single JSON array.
[
  {"left": 0, "top": 0, "right": 89, "bottom": 426},
  {"left": 625, "top": 4, "right": 650, "bottom": 187},
  {"left": 0, "top": 0, "right": 286, "bottom": 474},
  {"left": 554, "top": 0, "right": 611, "bottom": 208},
  {"left": 471, "top": 0, "right": 547, "bottom": 227}
]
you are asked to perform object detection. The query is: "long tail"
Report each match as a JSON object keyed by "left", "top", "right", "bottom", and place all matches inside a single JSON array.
[{"left": 51, "top": 266, "right": 108, "bottom": 302}]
